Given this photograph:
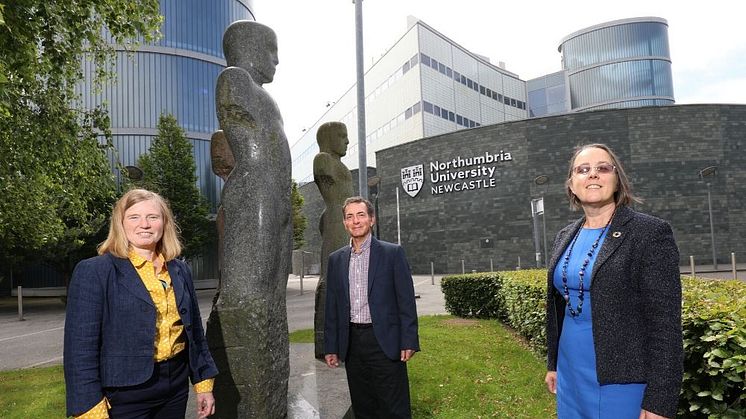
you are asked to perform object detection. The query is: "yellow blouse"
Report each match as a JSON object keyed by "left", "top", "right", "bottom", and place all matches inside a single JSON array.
[{"left": 74, "top": 251, "right": 213, "bottom": 418}]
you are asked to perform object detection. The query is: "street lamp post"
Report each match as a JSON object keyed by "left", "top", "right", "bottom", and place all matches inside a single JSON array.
[
  {"left": 698, "top": 166, "right": 718, "bottom": 270},
  {"left": 353, "top": 0, "right": 368, "bottom": 198},
  {"left": 534, "top": 175, "right": 550, "bottom": 267}
]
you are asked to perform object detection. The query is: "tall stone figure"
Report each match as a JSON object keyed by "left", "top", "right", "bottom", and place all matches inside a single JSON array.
[
  {"left": 206, "top": 21, "right": 291, "bottom": 418},
  {"left": 313, "top": 122, "right": 354, "bottom": 359}
]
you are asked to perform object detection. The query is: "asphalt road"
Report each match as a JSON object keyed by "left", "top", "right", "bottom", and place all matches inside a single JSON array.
[{"left": 0, "top": 275, "right": 446, "bottom": 372}]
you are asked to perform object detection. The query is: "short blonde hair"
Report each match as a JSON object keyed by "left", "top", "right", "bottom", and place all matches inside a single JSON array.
[
  {"left": 98, "top": 189, "right": 182, "bottom": 260},
  {"left": 565, "top": 143, "right": 641, "bottom": 210}
]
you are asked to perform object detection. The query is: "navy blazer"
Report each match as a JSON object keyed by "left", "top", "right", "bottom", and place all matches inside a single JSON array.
[
  {"left": 64, "top": 253, "right": 218, "bottom": 417},
  {"left": 324, "top": 236, "right": 420, "bottom": 361},
  {"left": 545, "top": 206, "right": 683, "bottom": 418}
]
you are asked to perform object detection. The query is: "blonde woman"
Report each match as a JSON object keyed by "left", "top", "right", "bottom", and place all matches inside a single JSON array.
[{"left": 64, "top": 189, "right": 217, "bottom": 418}]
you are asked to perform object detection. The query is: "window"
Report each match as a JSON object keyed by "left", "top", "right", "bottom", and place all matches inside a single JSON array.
[
  {"left": 470, "top": 120, "right": 476, "bottom": 128},
  {"left": 486, "top": 88, "right": 492, "bottom": 97},
  {"left": 511, "top": 98, "right": 517, "bottom": 107},
  {"left": 456, "top": 115, "right": 463, "bottom": 125},
  {"left": 491, "top": 91, "right": 498, "bottom": 100},
  {"left": 448, "top": 111, "right": 455, "bottom": 122},
  {"left": 498, "top": 93, "right": 503, "bottom": 102},
  {"left": 472, "top": 82, "right": 479, "bottom": 92},
  {"left": 405, "top": 107, "right": 413, "bottom": 119},
  {"left": 480, "top": 86, "right": 486, "bottom": 95},
  {"left": 441, "top": 109, "right": 449, "bottom": 120},
  {"left": 461, "top": 75, "right": 467, "bottom": 85},
  {"left": 454, "top": 70, "right": 461, "bottom": 81},
  {"left": 402, "top": 62, "right": 410, "bottom": 74},
  {"left": 446, "top": 67, "right": 452, "bottom": 78},
  {"left": 434, "top": 105, "right": 441, "bottom": 115},
  {"left": 438, "top": 62, "right": 446, "bottom": 75},
  {"left": 412, "top": 101, "right": 421, "bottom": 114},
  {"left": 420, "top": 53, "right": 431, "bottom": 67},
  {"left": 504, "top": 96, "right": 510, "bottom": 105},
  {"left": 467, "top": 79, "right": 473, "bottom": 89},
  {"left": 431, "top": 58, "right": 439, "bottom": 70},
  {"left": 410, "top": 54, "right": 419, "bottom": 66},
  {"left": 423, "top": 101, "right": 433, "bottom": 113}
]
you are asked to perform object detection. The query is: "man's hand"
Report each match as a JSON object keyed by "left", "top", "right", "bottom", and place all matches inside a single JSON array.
[
  {"left": 325, "top": 354, "right": 339, "bottom": 368},
  {"left": 400, "top": 349, "right": 415, "bottom": 362},
  {"left": 196, "top": 392, "right": 215, "bottom": 418},
  {"left": 544, "top": 371, "right": 557, "bottom": 394}
]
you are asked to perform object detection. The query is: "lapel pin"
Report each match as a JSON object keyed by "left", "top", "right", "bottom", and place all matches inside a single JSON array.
[{"left": 612, "top": 231, "right": 622, "bottom": 238}]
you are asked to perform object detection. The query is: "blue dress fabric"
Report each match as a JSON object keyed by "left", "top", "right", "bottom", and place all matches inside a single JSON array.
[{"left": 552, "top": 227, "right": 646, "bottom": 419}]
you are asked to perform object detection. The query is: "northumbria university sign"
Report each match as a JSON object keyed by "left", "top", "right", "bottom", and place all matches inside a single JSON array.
[{"left": 401, "top": 150, "right": 513, "bottom": 197}]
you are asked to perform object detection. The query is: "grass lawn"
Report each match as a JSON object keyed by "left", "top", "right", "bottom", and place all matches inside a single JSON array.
[
  {"left": 291, "top": 315, "right": 556, "bottom": 418},
  {"left": 2, "top": 315, "right": 555, "bottom": 418},
  {"left": 0, "top": 365, "right": 66, "bottom": 419}
]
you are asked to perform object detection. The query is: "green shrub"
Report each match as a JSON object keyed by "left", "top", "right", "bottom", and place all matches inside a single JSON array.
[
  {"left": 441, "top": 271, "right": 746, "bottom": 418},
  {"left": 679, "top": 277, "right": 746, "bottom": 418},
  {"left": 441, "top": 273, "right": 502, "bottom": 319}
]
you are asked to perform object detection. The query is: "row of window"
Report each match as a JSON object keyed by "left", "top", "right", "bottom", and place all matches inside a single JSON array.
[
  {"left": 416, "top": 53, "right": 526, "bottom": 110},
  {"left": 423, "top": 101, "right": 481, "bottom": 128},
  {"left": 568, "top": 60, "right": 673, "bottom": 109},
  {"left": 562, "top": 22, "right": 670, "bottom": 71}
]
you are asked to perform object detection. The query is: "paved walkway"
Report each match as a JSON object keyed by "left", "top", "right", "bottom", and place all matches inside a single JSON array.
[{"left": 0, "top": 274, "right": 446, "bottom": 418}]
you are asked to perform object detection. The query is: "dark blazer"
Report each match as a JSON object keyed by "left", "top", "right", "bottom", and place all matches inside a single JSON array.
[
  {"left": 545, "top": 205, "right": 683, "bottom": 418},
  {"left": 64, "top": 253, "right": 218, "bottom": 417},
  {"left": 324, "top": 236, "right": 420, "bottom": 361}
]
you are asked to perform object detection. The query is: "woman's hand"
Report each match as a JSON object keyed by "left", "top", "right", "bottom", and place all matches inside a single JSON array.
[
  {"left": 544, "top": 371, "right": 557, "bottom": 394},
  {"left": 639, "top": 409, "right": 668, "bottom": 419},
  {"left": 196, "top": 392, "right": 216, "bottom": 418}
]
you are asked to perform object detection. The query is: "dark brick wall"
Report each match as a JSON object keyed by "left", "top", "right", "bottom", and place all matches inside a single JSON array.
[{"left": 369, "top": 104, "right": 746, "bottom": 274}]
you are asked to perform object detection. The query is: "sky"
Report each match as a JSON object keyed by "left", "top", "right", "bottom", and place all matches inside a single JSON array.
[{"left": 254, "top": 1, "right": 746, "bottom": 147}]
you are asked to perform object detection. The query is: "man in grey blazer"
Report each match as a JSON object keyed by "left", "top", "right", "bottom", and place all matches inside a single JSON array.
[{"left": 324, "top": 196, "right": 420, "bottom": 419}]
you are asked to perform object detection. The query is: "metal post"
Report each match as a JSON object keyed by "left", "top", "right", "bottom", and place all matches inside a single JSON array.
[
  {"left": 299, "top": 252, "right": 304, "bottom": 296},
  {"left": 542, "top": 209, "right": 549, "bottom": 267},
  {"left": 430, "top": 262, "right": 434, "bottom": 285},
  {"left": 517, "top": 256, "right": 521, "bottom": 270},
  {"left": 689, "top": 255, "right": 695, "bottom": 276},
  {"left": 490, "top": 258, "right": 494, "bottom": 272},
  {"left": 395, "top": 187, "right": 401, "bottom": 245},
  {"left": 732, "top": 252, "right": 737, "bottom": 280},
  {"left": 461, "top": 260, "right": 465, "bottom": 274},
  {"left": 354, "top": 0, "right": 368, "bottom": 198},
  {"left": 531, "top": 199, "right": 542, "bottom": 268},
  {"left": 18, "top": 286, "right": 24, "bottom": 321},
  {"left": 706, "top": 182, "right": 717, "bottom": 270}
]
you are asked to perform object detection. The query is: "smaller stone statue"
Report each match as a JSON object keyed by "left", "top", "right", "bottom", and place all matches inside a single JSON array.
[{"left": 313, "top": 122, "right": 354, "bottom": 359}]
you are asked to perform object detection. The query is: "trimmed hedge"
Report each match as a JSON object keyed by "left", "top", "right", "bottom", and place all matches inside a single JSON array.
[{"left": 441, "top": 271, "right": 746, "bottom": 418}]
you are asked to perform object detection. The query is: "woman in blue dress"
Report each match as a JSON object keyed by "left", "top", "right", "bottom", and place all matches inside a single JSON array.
[{"left": 545, "top": 144, "right": 683, "bottom": 419}]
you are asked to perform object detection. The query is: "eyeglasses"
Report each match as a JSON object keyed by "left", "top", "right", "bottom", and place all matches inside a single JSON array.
[{"left": 572, "top": 163, "right": 616, "bottom": 176}]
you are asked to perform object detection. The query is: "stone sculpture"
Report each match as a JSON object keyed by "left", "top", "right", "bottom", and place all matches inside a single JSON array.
[
  {"left": 313, "top": 122, "right": 354, "bottom": 359},
  {"left": 206, "top": 20, "right": 291, "bottom": 419},
  {"left": 209, "top": 129, "right": 233, "bottom": 278}
]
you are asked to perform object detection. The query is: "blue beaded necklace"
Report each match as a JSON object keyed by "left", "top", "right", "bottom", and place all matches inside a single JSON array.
[{"left": 561, "top": 214, "right": 614, "bottom": 317}]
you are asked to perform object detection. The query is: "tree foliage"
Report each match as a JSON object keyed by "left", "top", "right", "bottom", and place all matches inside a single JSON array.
[
  {"left": 292, "top": 180, "right": 307, "bottom": 250},
  {"left": 0, "top": 1, "right": 161, "bottom": 271},
  {"left": 136, "top": 114, "right": 211, "bottom": 259}
]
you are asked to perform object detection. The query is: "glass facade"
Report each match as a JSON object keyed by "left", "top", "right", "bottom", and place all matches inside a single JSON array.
[
  {"left": 560, "top": 18, "right": 674, "bottom": 111},
  {"left": 83, "top": 0, "right": 254, "bottom": 208}
]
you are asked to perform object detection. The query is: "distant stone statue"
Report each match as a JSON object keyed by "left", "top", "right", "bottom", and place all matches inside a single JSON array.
[
  {"left": 206, "top": 20, "right": 291, "bottom": 419},
  {"left": 313, "top": 122, "right": 354, "bottom": 359}
]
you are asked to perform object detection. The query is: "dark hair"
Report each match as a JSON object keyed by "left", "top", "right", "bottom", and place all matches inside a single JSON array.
[
  {"left": 565, "top": 143, "right": 642, "bottom": 210},
  {"left": 342, "top": 196, "right": 375, "bottom": 218}
]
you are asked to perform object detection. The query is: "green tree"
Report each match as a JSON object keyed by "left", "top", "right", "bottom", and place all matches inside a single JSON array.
[
  {"left": 137, "top": 114, "right": 211, "bottom": 259},
  {"left": 292, "top": 180, "right": 308, "bottom": 250},
  {"left": 0, "top": 1, "right": 161, "bottom": 272}
]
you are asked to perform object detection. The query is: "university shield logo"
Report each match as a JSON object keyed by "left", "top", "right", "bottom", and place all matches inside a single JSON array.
[{"left": 401, "top": 164, "right": 424, "bottom": 197}]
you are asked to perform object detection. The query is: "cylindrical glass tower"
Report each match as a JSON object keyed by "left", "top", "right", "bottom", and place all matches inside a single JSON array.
[
  {"left": 559, "top": 17, "right": 674, "bottom": 112},
  {"left": 81, "top": 0, "right": 254, "bottom": 209}
]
